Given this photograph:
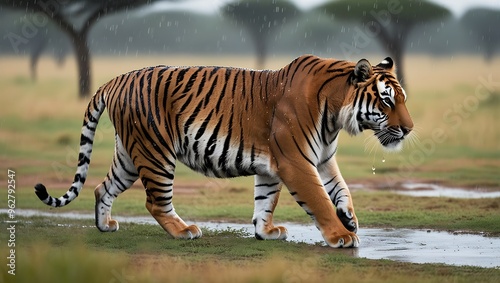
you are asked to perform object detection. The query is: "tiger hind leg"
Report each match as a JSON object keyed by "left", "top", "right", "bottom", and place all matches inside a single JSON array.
[
  {"left": 252, "top": 175, "right": 288, "bottom": 240},
  {"left": 95, "top": 135, "right": 138, "bottom": 232},
  {"left": 141, "top": 166, "right": 202, "bottom": 239}
]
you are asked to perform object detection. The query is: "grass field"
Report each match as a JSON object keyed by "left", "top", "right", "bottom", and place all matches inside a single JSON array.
[{"left": 1, "top": 54, "right": 499, "bottom": 282}]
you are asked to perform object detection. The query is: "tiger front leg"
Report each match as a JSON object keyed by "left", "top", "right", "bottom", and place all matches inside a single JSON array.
[
  {"left": 318, "top": 158, "right": 358, "bottom": 233},
  {"left": 279, "top": 163, "right": 359, "bottom": 248},
  {"left": 252, "top": 175, "right": 288, "bottom": 240}
]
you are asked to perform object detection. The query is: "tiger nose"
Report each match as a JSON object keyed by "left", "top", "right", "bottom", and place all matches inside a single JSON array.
[{"left": 401, "top": 126, "right": 412, "bottom": 136}]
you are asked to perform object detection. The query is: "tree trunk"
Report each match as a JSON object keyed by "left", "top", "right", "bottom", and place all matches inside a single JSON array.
[
  {"left": 252, "top": 33, "right": 267, "bottom": 70},
  {"left": 378, "top": 25, "right": 408, "bottom": 85},
  {"left": 74, "top": 34, "right": 91, "bottom": 98},
  {"left": 391, "top": 43, "right": 404, "bottom": 83}
]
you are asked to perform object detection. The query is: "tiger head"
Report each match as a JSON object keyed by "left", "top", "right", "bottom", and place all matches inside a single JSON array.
[{"left": 340, "top": 58, "right": 413, "bottom": 151}]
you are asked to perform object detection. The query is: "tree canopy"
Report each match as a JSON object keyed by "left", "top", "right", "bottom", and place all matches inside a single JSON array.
[
  {"left": 0, "top": 0, "right": 166, "bottom": 97},
  {"left": 462, "top": 8, "right": 500, "bottom": 62},
  {"left": 318, "top": 0, "right": 450, "bottom": 81}
]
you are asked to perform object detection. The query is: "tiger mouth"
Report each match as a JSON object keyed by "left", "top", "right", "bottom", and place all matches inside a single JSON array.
[{"left": 374, "top": 129, "right": 405, "bottom": 150}]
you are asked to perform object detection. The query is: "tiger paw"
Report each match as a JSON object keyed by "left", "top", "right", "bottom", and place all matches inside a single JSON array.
[
  {"left": 255, "top": 225, "right": 288, "bottom": 240},
  {"left": 336, "top": 206, "right": 358, "bottom": 233},
  {"left": 174, "top": 224, "right": 203, "bottom": 239},
  {"left": 97, "top": 218, "right": 119, "bottom": 232},
  {"left": 325, "top": 232, "right": 360, "bottom": 248}
]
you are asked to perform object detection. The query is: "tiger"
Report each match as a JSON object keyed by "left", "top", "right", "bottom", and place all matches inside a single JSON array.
[{"left": 34, "top": 54, "right": 413, "bottom": 248}]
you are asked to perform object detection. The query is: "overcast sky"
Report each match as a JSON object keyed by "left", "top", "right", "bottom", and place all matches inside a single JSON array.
[{"left": 150, "top": 0, "right": 500, "bottom": 17}]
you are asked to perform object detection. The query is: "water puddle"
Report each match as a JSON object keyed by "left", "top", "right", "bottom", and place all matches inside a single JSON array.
[
  {"left": 348, "top": 182, "right": 500, "bottom": 199},
  {"left": 393, "top": 183, "right": 500, "bottom": 199},
  {"left": 3, "top": 209, "right": 499, "bottom": 268}
]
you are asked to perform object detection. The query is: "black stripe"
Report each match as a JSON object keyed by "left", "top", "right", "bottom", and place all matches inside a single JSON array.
[
  {"left": 218, "top": 111, "right": 233, "bottom": 169},
  {"left": 289, "top": 56, "right": 312, "bottom": 86},
  {"left": 267, "top": 190, "right": 279, "bottom": 196},
  {"left": 235, "top": 121, "right": 246, "bottom": 175},
  {"left": 155, "top": 196, "right": 173, "bottom": 202},
  {"left": 195, "top": 110, "right": 213, "bottom": 140},
  {"left": 302, "top": 57, "right": 320, "bottom": 73},
  {"left": 162, "top": 70, "right": 174, "bottom": 114},
  {"left": 80, "top": 134, "right": 94, "bottom": 146},
  {"left": 196, "top": 71, "right": 207, "bottom": 97},
  {"left": 332, "top": 187, "right": 346, "bottom": 206},
  {"left": 273, "top": 134, "right": 285, "bottom": 156},
  {"left": 292, "top": 136, "right": 315, "bottom": 167},
  {"left": 182, "top": 67, "right": 201, "bottom": 94},
  {"left": 72, "top": 174, "right": 85, "bottom": 185},
  {"left": 77, "top": 153, "right": 90, "bottom": 166},
  {"left": 327, "top": 181, "right": 341, "bottom": 197},
  {"left": 215, "top": 69, "right": 231, "bottom": 113},
  {"left": 299, "top": 124, "right": 318, "bottom": 160},
  {"left": 179, "top": 94, "right": 194, "bottom": 114},
  {"left": 323, "top": 177, "right": 336, "bottom": 187},
  {"left": 255, "top": 182, "right": 280, "bottom": 187},
  {"left": 116, "top": 151, "right": 139, "bottom": 177},
  {"left": 205, "top": 115, "right": 223, "bottom": 156},
  {"left": 204, "top": 74, "right": 219, "bottom": 107},
  {"left": 175, "top": 68, "right": 188, "bottom": 88},
  {"left": 139, "top": 114, "right": 176, "bottom": 167},
  {"left": 183, "top": 99, "right": 205, "bottom": 135},
  {"left": 111, "top": 167, "right": 127, "bottom": 192},
  {"left": 250, "top": 144, "right": 257, "bottom": 173},
  {"left": 308, "top": 109, "right": 321, "bottom": 146}
]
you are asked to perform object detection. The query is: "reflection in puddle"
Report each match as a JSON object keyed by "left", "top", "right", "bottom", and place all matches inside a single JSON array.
[{"left": 3, "top": 209, "right": 499, "bottom": 268}]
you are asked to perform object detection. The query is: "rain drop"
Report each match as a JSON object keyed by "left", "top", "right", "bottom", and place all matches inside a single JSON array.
[
  {"left": 372, "top": 166, "right": 376, "bottom": 175},
  {"left": 382, "top": 157, "right": 386, "bottom": 163}
]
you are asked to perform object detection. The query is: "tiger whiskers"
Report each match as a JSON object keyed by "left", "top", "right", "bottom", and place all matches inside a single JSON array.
[
  {"left": 404, "top": 125, "right": 421, "bottom": 150},
  {"left": 375, "top": 131, "right": 397, "bottom": 146}
]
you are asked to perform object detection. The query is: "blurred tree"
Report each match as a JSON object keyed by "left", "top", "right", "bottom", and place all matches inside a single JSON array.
[
  {"left": 318, "top": 0, "right": 450, "bottom": 81},
  {"left": 222, "top": 0, "right": 300, "bottom": 69},
  {"left": 0, "top": 0, "right": 173, "bottom": 98},
  {"left": 461, "top": 8, "right": 500, "bottom": 62}
]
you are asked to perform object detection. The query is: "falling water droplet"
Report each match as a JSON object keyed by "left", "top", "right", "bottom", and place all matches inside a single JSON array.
[
  {"left": 382, "top": 157, "right": 386, "bottom": 163},
  {"left": 372, "top": 166, "right": 376, "bottom": 175}
]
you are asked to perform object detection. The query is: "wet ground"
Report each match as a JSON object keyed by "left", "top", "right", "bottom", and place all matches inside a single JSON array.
[
  {"left": 394, "top": 182, "right": 500, "bottom": 199},
  {"left": 4, "top": 209, "right": 499, "bottom": 268}
]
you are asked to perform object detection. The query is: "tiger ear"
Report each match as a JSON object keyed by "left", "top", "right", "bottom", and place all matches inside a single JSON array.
[
  {"left": 353, "top": 59, "right": 373, "bottom": 83},
  {"left": 376, "top": 57, "right": 395, "bottom": 71}
]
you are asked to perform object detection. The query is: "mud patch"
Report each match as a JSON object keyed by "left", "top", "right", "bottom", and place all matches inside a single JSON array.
[{"left": 3, "top": 209, "right": 499, "bottom": 268}]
